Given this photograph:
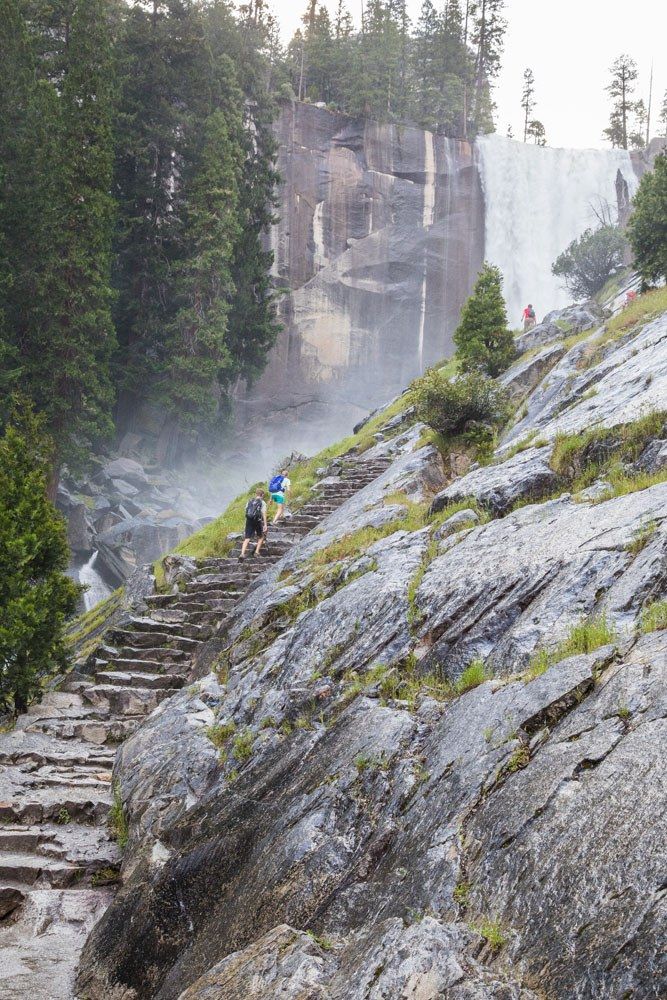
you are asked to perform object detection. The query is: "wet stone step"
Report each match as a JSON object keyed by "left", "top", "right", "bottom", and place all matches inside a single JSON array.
[
  {"left": 0, "top": 852, "right": 87, "bottom": 889},
  {"left": 127, "top": 617, "right": 211, "bottom": 640},
  {"left": 109, "top": 630, "right": 202, "bottom": 651},
  {"left": 82, "top": 684, "right": 175, "bottom": 716},
  {"left": 24, "top": 716, "right": 142, "bottom": 746},
  {"left": 95, "top": 671, "right": 185, "bottom": 690}
]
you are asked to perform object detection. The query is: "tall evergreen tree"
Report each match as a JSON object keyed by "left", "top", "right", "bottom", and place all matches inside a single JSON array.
[
  {"left": 2, "top": 0, "right": 116, "bottom": 479},
  {"left": 603, "top": 55, "right": 638, "bottom": 149},
  {"left": 521, "top": 67, "right": 535, "bottom": 143},
  {"left": 627, "top": 153, "right": 667, "bottom": 284},
  {"left": 0, "top": 403, "right": 80, "bottom": 715},
  {"left": 454, "top": 262, "right": 515, "bottom": 377},
  {"left": 471, "top": 0, "right": 506, "bottom": 133}
]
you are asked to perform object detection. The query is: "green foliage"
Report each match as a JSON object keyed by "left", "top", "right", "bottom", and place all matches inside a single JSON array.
[
  {"left": 455, "top": 659, "right": 490, "bottom": 695},
  {"left": 552, "top": 226, "right": 628, "bottom": 300},
  {"left": 640, "top": 600, "right": 667, "bottom": 634},
  {"left": 206, "top": 720, "right": 236, "bottom": 750},
  {"left": 109, "top": 781, "right": 129, "bottom": 850},
  {"left": 413, "top": 367, "right": 510, "bottom": 441},
  {"left": 232, "top": 729, "right": 255, "bottom": 762},
  {"left": 506, "top": 744, "right": 530, "bottom": 772},
  {"left": 453, "top": 881, "right": 471, "bottom": 908},
  {"left": 627, "top": 153, "right": 667, "bottom": 284},
  {"left": 454, "top": 264, "right": 515, "bottom": 377},
  {"left": 0, "top": 405, "right": 80, "bottom": 714},
  {"left": 471, "top": 917, "right": 506, "bottom": 950}
]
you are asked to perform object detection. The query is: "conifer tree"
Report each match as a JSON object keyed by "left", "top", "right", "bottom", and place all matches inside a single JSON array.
[
  {"left": 627, "top": 153, "right": 667, "bottom": 284},
  {"left": 454, "top": 263, "right": 515, "bottom": 377},
  {"left": 471, "top": 0, "right": 506, "bottom": 134},
  {"left": 659, "top": 89, "right": 667, "bottom": 138},
  {"left": 603, "top": 55, "right": 638, "bottom": 149},
  {"left": 521, "top": 68, "right": 535, "bottom": 142},
  {"left": 0, "top": 403, "right": 80, "bottom": 715}
]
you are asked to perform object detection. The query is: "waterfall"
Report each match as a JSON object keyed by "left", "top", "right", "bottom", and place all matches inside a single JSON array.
[
  {"left": 312, "top": 201, "right": 327, "bottom": 271},
  {"left": 418, "top": 130, "right": 437, "bottom": 372},
  {"left": 476, "top": 135, "right": 638, "bottom": 325},
  {"left": 79, "top": 551, "right": 112, "bottom": 612}
]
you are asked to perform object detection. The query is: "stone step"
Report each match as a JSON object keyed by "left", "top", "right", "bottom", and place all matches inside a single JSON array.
[
  {"left": 127, "top": 616, "right": 211, "bottom": 640},
  {"left": 184, "top": 581, "right": 245, "bottom": 596},
  {"left": 113, "top": 645, "right": 188, "bottom": 663},
  {"left": 109, "top": 629, "right": 202, "bottom": 652},
  {"left": 25, "top": 716, "right": 142, "bottom": 746},
  {"left": 0, "top": 851, "right": 86, "bottom": 889},
  {"left": 0, "top": 793, "right": 110, "bottom": 826},
  {"left": 0, "top": 824, "right": 121, "bottom": 870},
  {"left": 95, "top": 670, "right": 185, "bottom": 690},
  {"left": 82, "top": 684, "right": 174, "bottom": 716},
  {"left": 96, "top": 657, "right": 177, "bottom": 674}
]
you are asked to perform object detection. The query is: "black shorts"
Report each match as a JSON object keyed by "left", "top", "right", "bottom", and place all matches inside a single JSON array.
[{"left": 244, "top": 517, "right": 264, "bottom": 540}]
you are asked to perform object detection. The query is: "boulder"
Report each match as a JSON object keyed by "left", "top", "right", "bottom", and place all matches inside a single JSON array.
[
  {"left": 102, "top": 457, "right": 150, "bottom": 487},
  {"left": 637, "top": 438, "right": 667, "bottom": 473},
  {"left": 57, "top": 486, "right": 93, "bottom": 553},
  {"left": 434, "top": 508, "right": 479, "bottom": 540},
  {"left": 430, "top": 446, "right": 558, "bottom": 517}
]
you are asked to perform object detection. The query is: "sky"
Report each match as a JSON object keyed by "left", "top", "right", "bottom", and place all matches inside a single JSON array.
[{"left": 265, "top": 0, "right": 667, "bottom": 149}]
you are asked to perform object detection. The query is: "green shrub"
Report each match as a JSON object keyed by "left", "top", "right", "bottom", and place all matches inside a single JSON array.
[
  {"left": 413, "top": 368, "right": 510, "bottom": 440},
  {"left": 471, "top": 918, "right": 506, "bottom": 949},
  {"left": 206, "top": 720, "right": 236, "bottom": 748},
  {"left": 454, "top": 263, "right": 516, "bottom": 376}
]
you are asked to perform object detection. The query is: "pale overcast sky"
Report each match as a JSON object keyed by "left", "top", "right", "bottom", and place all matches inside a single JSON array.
[{"left": 262, "top": 0, "right": 666, "bottom": 149}]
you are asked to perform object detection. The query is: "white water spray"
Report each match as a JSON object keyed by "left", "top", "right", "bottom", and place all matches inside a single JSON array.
[
  {"left": 79, "top": 551, "right": 112, "bottom": 612},
  {"left": 418, "top": 130, "right": 437, "bottom": 372},
  {"left": 477, "top": 135, "right": 638, "bottom": 324},
  {"left": 312, "top": 201, "right": 327, "bottom": 271}
]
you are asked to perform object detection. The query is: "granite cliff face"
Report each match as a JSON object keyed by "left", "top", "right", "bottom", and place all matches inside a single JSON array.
[
  {"left": 238, "top": 102, "right": 485, "bottom": 456},
  {"left": 67, "top": 296, "right": 667, "bottom": 1000}
]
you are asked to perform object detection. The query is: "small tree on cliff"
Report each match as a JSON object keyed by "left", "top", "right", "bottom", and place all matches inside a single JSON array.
[
  {"left": 0, "top": 403, "right": 80, "bottom": 715},
  {"left": 627, "top": 153, "right": 667, "bottom": 284},
  {"left": 552, "top": 225, "right": 627, "bottom": 299},
  {"left": 454, "top": 263, "right": 515, "bottom": 376}
]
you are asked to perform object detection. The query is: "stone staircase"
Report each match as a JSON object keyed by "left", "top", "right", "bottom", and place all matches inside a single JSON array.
[{"left": 0, "top": 452, "right": 391, "bottom": 997}]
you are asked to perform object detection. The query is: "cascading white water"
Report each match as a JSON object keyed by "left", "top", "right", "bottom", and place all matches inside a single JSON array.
[
  {"left": 79, "top": 551, "right": 112, "bottom": 612},
  {"left": 476, "top": 135, "right": 638, "bottom": 325},
  {"left": 312, "top": 201, "right": 327, "bottom": 271},
  {"left": 417, "top": 129, "right": 437, "bottom": 371}
]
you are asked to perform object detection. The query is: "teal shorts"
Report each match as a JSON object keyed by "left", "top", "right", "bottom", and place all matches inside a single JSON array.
[{"left": 271, "top": 493, "right": 285, "bottom": 504}]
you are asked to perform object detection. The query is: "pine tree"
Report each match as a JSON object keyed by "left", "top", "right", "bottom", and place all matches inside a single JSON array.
[
  {"left": 454, "top": 263, "right": 515, "bottom": 377},
  {"left": 527, "top": 119, "right": 546, "bottom": 146},
  {"left": 660, "top": 89, "right": 667, "bottom": 138},
  {"left": 627, "top": 153, "right": 667, "bottom": 284},
  {"left": 4, "top": 0, "right": 117, "bottom": 479},
  {"left": 521, "top": 68, "right": 535, "bottom": 142},
  {"left": 603, "top": 55, "right": 638, "bottom": 149},
  {"left": 0, "top": 403, "right": 80, "bottom": 715},
  {"left": 471, "top": 0, "right": 506, "bottom": 134}
]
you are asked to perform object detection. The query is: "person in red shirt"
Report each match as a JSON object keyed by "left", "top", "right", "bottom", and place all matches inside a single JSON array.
[{"left": 522, "top": 303, "right": 536, "bottom": 331}]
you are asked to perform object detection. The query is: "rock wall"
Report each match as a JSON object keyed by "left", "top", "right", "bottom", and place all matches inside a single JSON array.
[{"left": 236, "top": 101, "right": 485, "bottom": 455}]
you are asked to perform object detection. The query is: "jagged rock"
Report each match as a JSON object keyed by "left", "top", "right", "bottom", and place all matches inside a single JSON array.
[
  {"left": 102, "top": 457, "right": 150, "bottom": 487},
  {"left": 434, "top": 508, "right": 480, "bottom": 540},
  {"left": 97, "top": 517, "right": 195, "bottom": 572},
  {"left": 515, "top": 300, "right": 604, "bottom": 354},
  {"left": 57, "top": 486, "right": 93, "bottom": 553},
  {"left": 637, "top": 438, "right": 667, "bottom": 473},
  {"left": 500, "top": 342, "right": 566, "bottom": 403},
  {"left": 0, "top": 886, "right": 24, "bottom": 920},
  {"left": 110, "top": 478, "right": 140, "bottom": 498},
  {"left": 430, "top": 446, "right": 557, "bottom": 517},
  {"left": 162, "top": 555, "right": 198, "bottom": 590},
  {"left": 419, "top": 486, "right": 666, "bottom": 676}
]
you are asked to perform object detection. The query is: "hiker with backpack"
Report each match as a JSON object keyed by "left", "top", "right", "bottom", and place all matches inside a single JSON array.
[
  {"left": 269, "top": 469, "right": 291, "bottom": 524},
  {"left": 522, "top": 303, "right": 537, "bottom": 331},
  {"left": 239, "top": 489, "right": 268, "bottom": 560}
]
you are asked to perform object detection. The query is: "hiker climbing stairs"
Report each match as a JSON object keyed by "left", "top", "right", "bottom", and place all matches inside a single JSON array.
[{"left": 0, "top": 451, "right": 391, "bottom": 997}]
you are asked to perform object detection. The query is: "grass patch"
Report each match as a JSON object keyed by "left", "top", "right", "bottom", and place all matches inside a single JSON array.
[
  {"left": 66, "top": 588, "right": 123, "bottom": 661},
  {"left": 407, "top": 536, "right": 438, "bottom": 630},
  {"left": 206, "top": 720, "right": 236, "bottom": 752},
  {"left": 310, "top": 503, "right": 428, "bottom": 569},
  {"left": 506, "top": 744, "right": 530, "bottom": 772},
  {"left": 108, "top": 781, "right": 129, "bottom": 850},
  {"left": 453, "top": 881, "right": 472, "bottom": 908},
  {"left": 526, "top": 614, "right": 616, "bottom": 680},
  {"left": 232, "top": 729, "right": 255, "bottom": 762},
  {"left": 602, "top": 286, "right": 667, "bottom": 340},
  {"left": 640, "top": 600, "right": 667, "bottom": 634},
  {"left": 593, "top": 465, "right": 667, "bottom": 503},
  {"left": 625, "top": 520, "right": 657, "bottom": 556},
  {"left": 455, "top": 659, "right": 490, "bottom": 695}
]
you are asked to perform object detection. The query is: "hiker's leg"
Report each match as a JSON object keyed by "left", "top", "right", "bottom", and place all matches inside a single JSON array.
[{"left": 240, "top": 538, "right": 249, "bottom": 558}]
